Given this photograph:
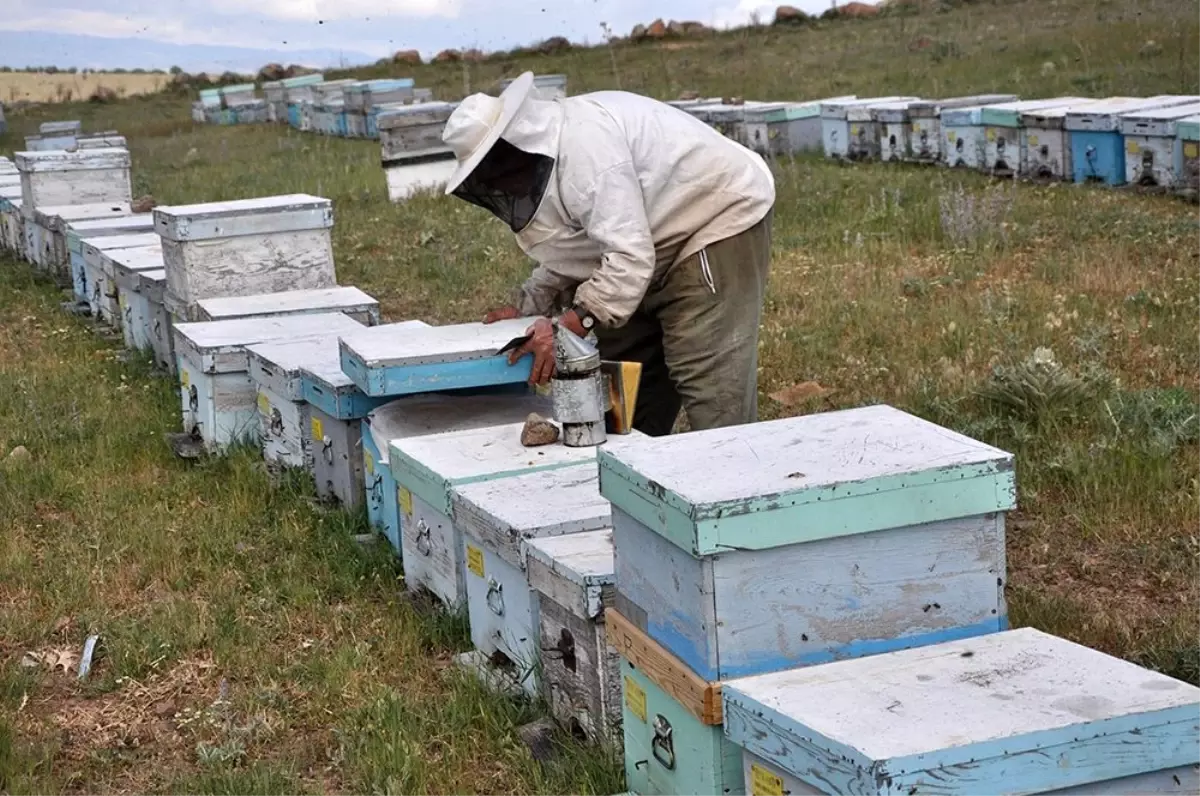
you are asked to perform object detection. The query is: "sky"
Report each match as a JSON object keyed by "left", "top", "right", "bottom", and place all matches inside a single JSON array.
[{"left": 1, "top": 0, "right": 850, "bottom": 71}]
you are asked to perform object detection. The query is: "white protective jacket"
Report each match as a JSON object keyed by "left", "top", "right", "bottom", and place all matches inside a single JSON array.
[{"left": 502, "top": 91, "right": 776, "bottom": 328}]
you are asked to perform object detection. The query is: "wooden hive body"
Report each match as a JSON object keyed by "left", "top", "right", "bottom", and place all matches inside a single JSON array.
[
  {"left": 360, "top": 392, "right": 549, "bottom": 555},
  {"left": 600, "top": 404, "right": 1015, "bottom": 684},
  {"left": 723, "top": 628, "right": 1200, "bottom": 796},
  {"left": 744, "top": 97, "right": 853, "bottom": 159},
  {"left": 16, "top": 148, "right": 132, "bottom": 215},
  {"left": 121, "top": 265, "right": 165, "bottom": 353},
  {"left": 67, "top": 214, "right": 154, "bottom": 302},
  {"left": 973, "top": 97, "right": 1090, "bottom": 176},
  {"left": 1119, "top": 102, "right": 1200, "bottom": 188},
  {"left": 132, "top": 269, "right": 174, "bottom": 372},
  {"left": 193, "top": 286, "right": 379, "bottom": 325},
  {"left": 1065, "top": 95, "right": 1199, "bottom": 185},
  {"left": 172, "top": 313, "right": 363, "bottom": 452},
  {"left": 524, "top": 528, "right": 622, "bottom": 746},
  {"left": 81, "top": 233, "right": 162, "bottom": 322},
  {"left": 1177, "top": 116, "right": 1200, "bottom": 194},
  {"left": 819, "top": 97, "right": 917, "bottom": 159},
  {"left": 339, "top": 316, "right": 538, "bottom": 397},
  {"left": 153, "top": 194, "right": 336, "bottom": 314},
  {"left": 1018, "top": 98, "right": 1113, "bottom": 180},
  {"left": 35, "top": 202, "right": 131, "bottom": 279},
  {"left": 451, "top": 466, "right": 616, "bottom": 697},
  {"left": 106, "top": 245, "right": 165, "bottom": 334}
]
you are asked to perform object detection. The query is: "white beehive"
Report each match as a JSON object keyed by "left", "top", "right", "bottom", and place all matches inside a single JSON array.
[
  {"left": 172, "top": 313, "right": 364, "bottom": 452},
  {"left": 66, "top": 214, "right": 154, "bottom": 302},
  {"left": 153, "top": 194, "right": 336, "bottom": 318},
  {"left": 906, "top": 94, "right": 1020, "bottom": 164},
  {"left": 1019, "top": 98, "right": 1112, "bottom": 180},
  {"left": 1120, "top": 101, "right": 1200, "bottom": 188},
  {"left": 820, "top": 97, "right": 919, "bottom": 159},
  {"left": 452, "top": 466, "right": 614, "bottom": 698},
  {"left": 81, "top": 233, "right": 162, "bottom": 322},
  {"left": 723, "top": 628, "right": 1200, "bottom": 796},
  {"left": 1178, "top": 116, "right": 1200, "bottom": 196},
  {"left": 524, "top": 529, "right": 621, "bottom": 745},
  {"left": 109, "top": 245, "right": 166, "bottom": 338},
  {"left": 135, "top": 268, "right": 175, "bottom": 371},
  {"left": 499, "top": 74, "right": 567, "bottom": 100},
  {"left": 35, "top": 202, "right": 132, "bottom": 280},
  {"left": 15, "top": 148, "right": 133, "bottom": 215},
  {"left": 977, "top": 97, "right": 1089, "bottom": 176},
  {"left": 378, "top": 102, "right": 458, "bottom": 203},
  {"left": 193, "top": 286, "right": 379, "bottom": 325},
  {"left": 77, "top": 134, "right": 127, "bottom": 150},
  {"left": 743, "top": 97, "right": 855, "bottom": 159}
]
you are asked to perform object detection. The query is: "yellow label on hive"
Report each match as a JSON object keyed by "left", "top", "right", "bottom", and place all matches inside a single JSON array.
[
  {"left": 947, "top": 131, "right": 957, "bottom": 142},
  {"left": 310, "top": 416, "right": 324, "bottom": 442},
  {"left": 180, "top": 369, "right": 190, "bottom": 389},
  {"left": 1126, "top": 139, "right": 1140, "bottom": 154},
  {"left": 986, "top": 128, "right": 996, "bottom": 141},
  {"left": 1184, "top": 142, "right": 1199, "bottom": 158},
  {"left": 364, "top": 450, "right": 374, "bottom": 475},
  {"left": 257, "top": 392, "right": 270, "bottom": 415},
  {"left": 397, "top": 486, "right": 413, "bottom": 518},
  {"left": 849, "top": 124, "right": 859, "bottom": 137},
  {"left": 466, "top": 544, "right": 485, "bottom": 578},
  {"left": 624, "top": 675, "right": 647, "bottom": 723},
  {"left": 750, "top": 763, "right": 785, "bottom": 796},
  {"left": 1028, "top": 134, "right": 1039, "bottom": 147}
]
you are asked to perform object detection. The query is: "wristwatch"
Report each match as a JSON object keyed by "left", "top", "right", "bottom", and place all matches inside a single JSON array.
[{"left": 570, "top": 304, "right": 597, "bottom": 331}]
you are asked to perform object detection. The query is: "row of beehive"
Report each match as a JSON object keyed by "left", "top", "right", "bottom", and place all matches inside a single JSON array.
[
  {"left": 675, "top": 93, "right": 1200, "bottom": 195},
  {"left": 4, "top": 129, "right": 1198, "bottom": 796},
  {"left": 20, "top": 119, "right": 127, "bottom": 152}
]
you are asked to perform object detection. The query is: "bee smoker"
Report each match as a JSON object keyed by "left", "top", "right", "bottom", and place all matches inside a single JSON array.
[{"left": 550, "top": 323, "right": 607, "bottom": 447}]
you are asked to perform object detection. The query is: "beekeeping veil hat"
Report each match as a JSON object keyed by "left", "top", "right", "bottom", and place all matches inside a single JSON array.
[{"left": 442, "top": 71, "right": 557, "bottom": 233}]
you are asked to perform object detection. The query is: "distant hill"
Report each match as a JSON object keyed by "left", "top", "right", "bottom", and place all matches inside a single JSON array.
[{"left": 0, "top": 31, "right": 377, "bottom": 75}]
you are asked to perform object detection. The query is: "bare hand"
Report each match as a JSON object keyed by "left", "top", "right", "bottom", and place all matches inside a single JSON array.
[
  {"left": 509, "top": 317, "right": 556, "bottom": 385},
  {"left": 483, "top": 305, "right": 519, "bottom": 324}
]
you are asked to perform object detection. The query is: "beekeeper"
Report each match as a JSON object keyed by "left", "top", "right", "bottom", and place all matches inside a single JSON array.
[{"left": 442, "top": 71, "right": 776, "bottom": 436}]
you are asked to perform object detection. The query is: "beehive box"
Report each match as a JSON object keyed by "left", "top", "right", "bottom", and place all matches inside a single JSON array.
[
  {"left": 345, "top": 110, "right": 367, "bottom": 138},
  {"left": 16, "top": 148, "right": 133, "bottom": 218},
  {"left": 704, "top": 102, "right": 778, "bottom": 146},
  {"left": 81, "top": 233, "right": 162, "bottom": 322},
  {"left": 339, "top": 317, "right": 538, "bottom": 397},
  {"left": 35, "top": 119, "right": 81, "bottom": 150},
  {"left": 743, "top": 97, "right": 854, "bottom": 159},
  {"left": 154, "top": 194, "right": 336, "bottom": 315},
  {"left": 220, "top": 83, "right": 257, "bottom": 107},
  {"left": 299, "top": 320, "right": 431, "bottom": 508},
  {"left": 172, "top": 313, "right": 364, "bottom": 452},
  {"left": 820, "top": 97, "right": 918, "bottom": 159},
  {"left": 1018, "top": 98, "right": 1111, "bottom": 180},
  {"left": 347, "top": 79, "right": 415, "bottom": 111},
  {"left": 361, "top": 392, "right": 550, "bottom": 554},
  {"left": 67, "top": 215, "right": 154, "bottom": 303},
  {"left": 193, "top": 286, "right": 379, "bottom": 325},
  {"left": 524, "top": 529, "right": 621, "bottom": 745},
  {"left": 451, "top": 466, "right": 616, "bottom": 697},
  {"left": 845, "top": 100, "right": 908, "bottom": 161},
  {"left": 0, "top": 187, "right": 21, "bottom": 254},
  {"left": 263, "top": 81, "right": 285, "bottom": 122},
  {"left": 136, "top": 268, "right": 175, "bottom": 371},
  {"left": 198, "top": 88, "right": 222, "bottom": 109},
  {"left": 906, "top": 94, "right": 1019, "bottom": 164},
  {"left": 871, "top": 100, "right": 918, "bottom": 162},
  {"left": 1178, "top": 115, "right": 1200, "bottom": 196},
  {"left": 499, "top": 74, "right": 567, "bottom": 100},
  {"left": 378, "top": 102, "right": 457, "bottom": 160},
  {"left": 77, "top": 134, "right": 127, "bottom": 150},
  {"left": 383, "top": 154, "right": 458, "bottom": 203},
  {"left": 601, "top": 404, "right": 1015, "bottom": 683},
  {"left": 36, "top": 202, "right": 132, "bottom": 280},
  {"left": 723, "top": 628, "right": 1200, "bottom": 796},
  {"left": 972, "top": 97, "right": 1087, "bottom": 175},
  {"left": 1120, "top": 102, "right": 1200, "bottom": 189},
  {"left": 110, "top": 245, "right": 166, "bottom": 338},
  {"left": 117, "top": 260, "right": 165, "bottom": 353},
  {"left": 388, "top": 419, "right": 633, "bottom": 610},
  {"left": 1066, "top": 95, "right": 1200, "bottom": 185},
  {"left": 234, "top": 101, "right": 270, "bottom": 125}
]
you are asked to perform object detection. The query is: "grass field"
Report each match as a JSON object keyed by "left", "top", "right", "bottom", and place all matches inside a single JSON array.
[
  {"left": 1, "top": 0, "right": 1198, "bottom": 792},
  {"left": 0, "top": 73, "right": 169, "bottom": 105}
]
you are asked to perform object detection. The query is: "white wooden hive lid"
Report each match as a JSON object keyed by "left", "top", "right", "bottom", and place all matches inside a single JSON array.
[
  {"left": 134, "top": 268, "right": 166, "bottom": 289},
  {"left": 40, "top": 120, "right": 82, "bottom": 134},
  {"left": 152, "top": 194, "right": 333, "bottom": 241},
  {"left": 14, "top": 148, "right": 131, "bottom": 172},
  {"left": 451, "top": 465, "right": 613, "bottom": 534},
  {"left": 340, "top": 316, "right": 538, "bottom": 368},
  {"left": 107, "top": 245, "right": 165, "bottom": 273},
  {"left": 37, "top": 202, "right": 131, "bottom": 227},
  {"left": 722, "top": 627, "right": 1200, "bottom": 774},
  {"left": 820, "top": 97, "right": 918, "bottom": 119},
  {"left": 365, "top": 390, "right": 551, "bottom": 468},
  {"left": 1120, "top": 100, "right": 1200, "bottom": 124},
  {"left": 522, "top": 528, "right": 615, "bottom": 589},
  {"left": 196, "top": 286, "right": 378, "bottom": 320},
  {"left": 302, "top": 320, "right": 429, "bottom": 391},
  {"left": 246, "top": 334, "right": 347, "bottom": 379},
  {"left": 174, "top": 311, "right": 364, "bottom": 358},
  {"left": 1065, "top": 95, "right": 1200, "bottom": 129},
  {"left": 82, "top": 232, "right": 161, "bottom": 258},
  {"left": 67, "top": 213, "right": 153, "bottom": 235}
]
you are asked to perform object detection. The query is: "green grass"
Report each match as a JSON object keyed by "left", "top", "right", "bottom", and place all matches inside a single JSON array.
[{"left": 1, "top": 0, "right": 1198, "bottom": 791}]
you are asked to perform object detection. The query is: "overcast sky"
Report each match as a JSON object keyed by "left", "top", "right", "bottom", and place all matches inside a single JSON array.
[{"left": 2, "top": 0, "right": 848, "bottom": 66}]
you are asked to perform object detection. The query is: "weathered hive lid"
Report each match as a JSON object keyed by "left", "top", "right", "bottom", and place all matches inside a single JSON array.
[
  {"left": 1065, "top": 95, "right": 1200, "bottom": 131},
  {"left": 907, "top": 93, "right": 1020, "bottom": 117},
  {"left": 282, "top": 74, "right": 325, "bottom": 87},
  {"left": 339, "top": 316, "right": 537, "bottom": 369},
  {"left": 302, "top": 322, "right": 427, "bottom": 391},
  {"left": 133, "top": 268, "right": 166, "bottom": 290},
  {"left": 452, "top": 466, "right": 612, "bottom": 565},
  {"left": 77, "top": 135, "right": 128, "bottom": 150},
  {"left": 67, "top": 213, "right": 154, "bottom": 236},
  {"left": 387, "top": 420, "right": 643, "bottom": 514},
  {"left": 40, "top": 120, "right": 81, "bottom": 135},
  {"left": 173, "top": 312, "right": 363, "bottom": 374},
  {"left": 820, "top": 97, "right": 918, "bottom": 120},
  {"left": 82, "top": 232, "right": 162, "bottom": 262},
  {"left": 722, "top": 627, "right": 1200, "bottom": 793},
  {"left": 14, "top": 148, "right": 131, "bottom": 172},
  {"left": 1118, "top": 101, "right": 1200, "bottom": 136},
  {"left": 195, "top": 286, "right": 378, "bottom": 322},
  {"left": 247, "top": 333, "right": 354, "bottom": 401},
  {"left": 977, "top": 96, "right": 1083, "bottom": 127},
  {"left": 300, "top": 321, "right": 430, "bottom": 418},
  {"left": 36, "top": 202, "right": 131, "bottom": 229},
  {"left": 107, "top": 244, "right": 164, "bottom": 271},
  {"left": 1178, "top": 115, "right": 1200, "bottom": 140},
  {"left": 365, "top": 390, "right": 547, "bottom": 468},
  {"left": 523, "top": 528, "right": 615, "bottom": 598},
  {"left": 153, "top": 194, "right": 333, "bottom": 242},
  {"left": 597, "top": 404, "right": 1016, "bottom": 557},
  {"left": 376, "top": 102, "right": 457, "bottom": 129},
  {"left": 220, "top": 83, "right": 256, "bottom": 95}
]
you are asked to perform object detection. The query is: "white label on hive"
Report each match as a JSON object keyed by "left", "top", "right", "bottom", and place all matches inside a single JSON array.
[
  {"left": 750, "top": 763, "right": 784, "bottom": 796},
  {"left": 466, "top": 544, "right": 484, "bottom": 578}
]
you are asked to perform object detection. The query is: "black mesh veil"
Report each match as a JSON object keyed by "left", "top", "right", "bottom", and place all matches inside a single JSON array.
[{"left": 451, "top": 137, "right": 554, "bottom": 233}]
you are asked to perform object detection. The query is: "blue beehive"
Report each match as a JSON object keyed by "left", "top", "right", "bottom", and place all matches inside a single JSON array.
[
  {"left": 599, "top": 404, "right": 1017, "bottom": 796},
  {"left": 338, "top": 317, "right": 539, "bottom": 398},
  {"left": 723, "top": 628, "right": 1200, "bottom": 796},
  {"left": 1066, "top": 95, "right": 1200, "bottom": 185}
]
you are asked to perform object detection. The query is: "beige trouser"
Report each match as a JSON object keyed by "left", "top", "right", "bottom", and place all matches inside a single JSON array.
[{"left": 596, "top": 210, "right": 773, "bottom": 437}]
